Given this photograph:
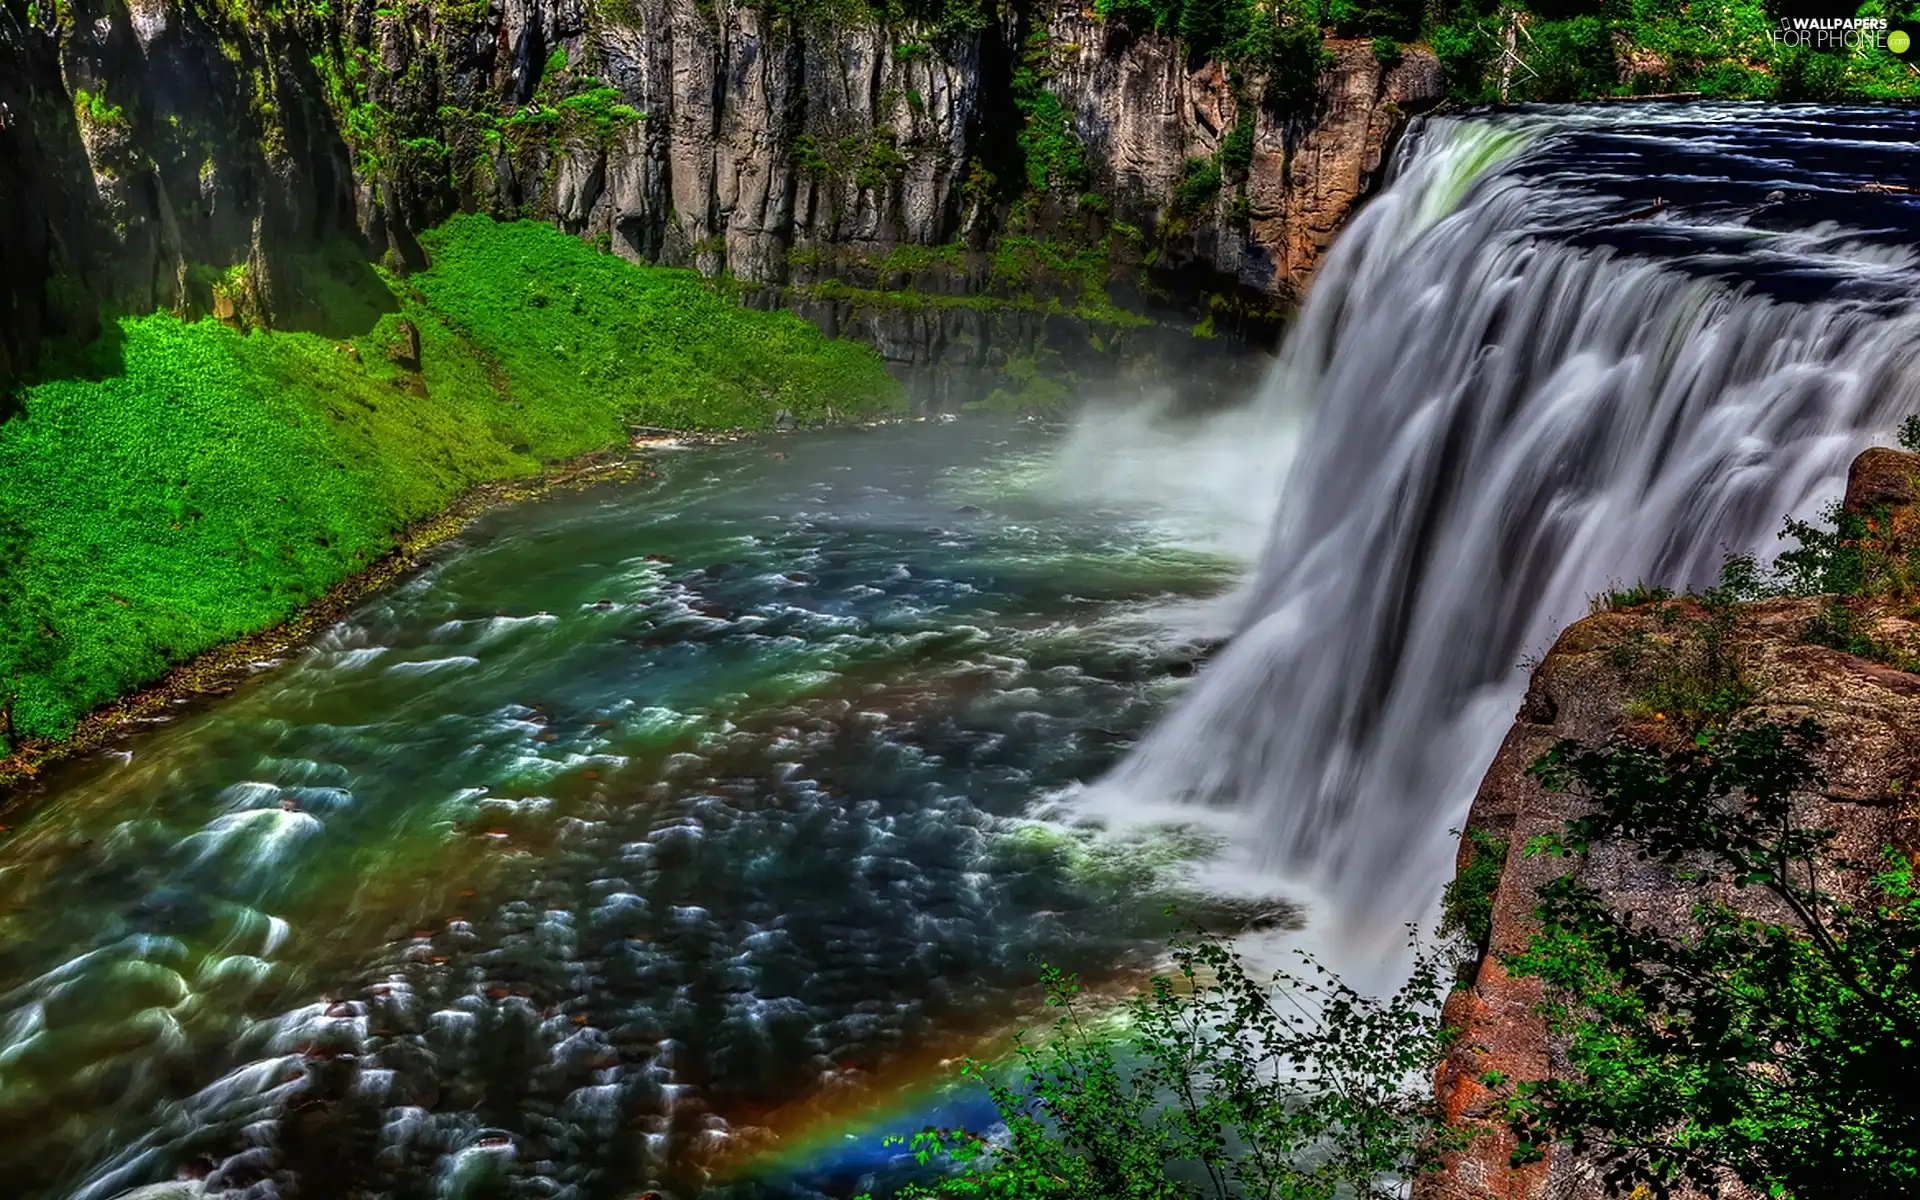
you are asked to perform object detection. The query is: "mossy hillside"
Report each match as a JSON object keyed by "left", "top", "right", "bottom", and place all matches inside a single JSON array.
[
  {"left": 0, "top": 216, "right": 902, "bottom": 749},
  {"left": 413, "top": 215, "right": 900, "bottom": 430}
]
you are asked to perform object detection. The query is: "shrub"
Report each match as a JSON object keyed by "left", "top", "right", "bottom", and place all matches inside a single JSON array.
[
  {"left": 1259, "top": 17, "right": 1332, "bottom": 109},
  {"left": 1594, "top": 580, "right": 1673, "bottom": 611},
  {"left": 1772, "top": 44, "right": 1851, "bottom": 100},
  {"left": 1219, "top": 111, "right": 1255, "bottom": 176},
  {"left": 886, "top": 934, "right": 1460, "bottom": 1199},
  {"left": 1372, "top": 34, "right": 1403, "bottom": 64},
  {"left": 873, "top": 721, "right": 1920, "bottom": 1200},
  {"left": 1799, "top": 599, "right": 1920, "bottom": 670},
  {"left": 1011, "top": 33, "right": 1090, "bottom": 193},
  {"left": 1510, "top": 15, "right": 1617, "bottom": 101},
  {"left": 1506, "top": 720, "right": 1920, "bottom": 1198},
  {"left": 1898, "top": 413, "right": 1920, "bottom": 453},
  {"left": 1692, "top": 62, "right": 1774, "bottom": 98},
  {"left": 1440, "top": 826, "right": 1510, "bottom": 952},
  {"left": 1429, "top": 16, "right": 1497, "bottom": 102},
  {"left": 1324, "top": 0, "right": 1422, "bottom": 40},
  {"left": 1171, "top": 155, "right": 1223, "bottom": 215},
  {"left": 1612, "top": 593, "right": 1753, "bottom": 727},
  {"left": 72, "top": 88, "right": 127, "bottom": 127}
]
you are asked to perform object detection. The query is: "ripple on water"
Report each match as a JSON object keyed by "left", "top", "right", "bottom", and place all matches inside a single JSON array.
[{"left": 0, "top": 420, "right": 1254, "bottom": 1199}]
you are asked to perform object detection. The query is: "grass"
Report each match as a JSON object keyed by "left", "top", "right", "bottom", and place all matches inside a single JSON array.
[
  {"left": 1593, "top": 580, "right": 1674, "bottom": 612},
  {"left": 0, "top": 216, "right": 902, "bottom": 749},
  {"left": 1599, "top": 593, "right": 1753, "bottom": 729}
]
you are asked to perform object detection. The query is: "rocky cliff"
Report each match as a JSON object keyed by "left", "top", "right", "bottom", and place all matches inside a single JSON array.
[
  {"left": 1422, "top": 447, "right": 1920, "bottom": 1199},
  {"left": 0, "top": 0, "right": 1441, "bottom": 408}
]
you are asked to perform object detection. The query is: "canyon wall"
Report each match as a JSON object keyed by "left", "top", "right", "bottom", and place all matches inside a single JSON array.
[
  {"left": 0, "top": 0, "right": 1442, "bottom": 408},
  {"left": 1423, "top": 448, "right": 1920, "bottom": 1199}
]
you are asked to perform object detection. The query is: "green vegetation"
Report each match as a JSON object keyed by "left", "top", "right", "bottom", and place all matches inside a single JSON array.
[
  {"left": 1440, "top": 826, "right": 1509, "bottom": 951},
  {"left": 1219, "top": 112, "right": 1255, "bottom": 177},
  {"left": 1594, "top": 424, "right": 1920, "bottom": 709},
  {"left": 1011, "top": 32, "right": 1091, "bottom": 194},
  {"left": 1508, "top": 720, "right": 1920, "bottom": 1197},
  {"left": 0, "top": 216, "right": 900, "bottom": 750},
  {"left": 1605, "top": 588, "right": 1754, "bottom": 727},
  {"left": 880, "top": 718, "right": 1919, "bottom": 1198},
  {"left": 1798, "top": 598, "right": 1920, "bottom": 670},
  {"left": 970, "top": 354, "right": 1074, "bottom": 412},
  {"left": 882, "top": 934, "right": 1461, "bottom": 1199},
  {"left": 1428, "top": 0, "right": 1920, "bottom": 103},
  {"left": 1096, "top": 0, "right": 1331, "bottom": 87},
  {"left": 1594, "top": 579, "right": 1673, "bottom": 610},
  {"left": 756, "top": 0, "right": 990, "bottom": 36},
  {"left": 1171, "top": 155, "right": 1224, "bottom": 215},
  {"left": 72, "top": 88, "right": 127, "bottom": 128}
]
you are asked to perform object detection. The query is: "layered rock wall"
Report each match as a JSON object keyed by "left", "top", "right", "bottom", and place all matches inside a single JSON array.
[{"left": 0, "top": 0, "right": 1442, "bottom": 407}]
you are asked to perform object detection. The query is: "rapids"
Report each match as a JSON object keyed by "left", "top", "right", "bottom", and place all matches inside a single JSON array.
[
  {"left": 0, "top": 424, "right": 1257, "bottom": 1199},
  {"left": 2, "top": 101, "right": 1918, "bottom": 1199}
]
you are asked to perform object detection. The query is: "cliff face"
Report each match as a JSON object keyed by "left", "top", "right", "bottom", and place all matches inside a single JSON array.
[
  {"left": 0, "top": 0, "right": 1441, "bottom": 407},
  {"left": 1423, "top": 448, "right": 1920, "bottom": 1200}
]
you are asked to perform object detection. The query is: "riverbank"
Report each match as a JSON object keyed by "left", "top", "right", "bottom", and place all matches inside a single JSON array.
[
  {"left": 0, "top": 214, "right": 904, "bottom": 773},
  {"left": 0, "top": 447, "right": 638, "bottom": 793}
]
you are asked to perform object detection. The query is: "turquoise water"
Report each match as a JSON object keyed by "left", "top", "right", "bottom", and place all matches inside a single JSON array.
[{"left": 0, "top": 420, "right": 1253, "bottom": 1200}]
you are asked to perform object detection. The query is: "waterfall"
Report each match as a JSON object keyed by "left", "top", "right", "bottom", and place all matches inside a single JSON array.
[{"left": 1095, "top": 104, "right": 1920, "bottom": 942}]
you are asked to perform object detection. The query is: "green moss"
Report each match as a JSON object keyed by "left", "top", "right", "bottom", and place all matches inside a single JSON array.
[
  {"left": 1439, "top": 826, "right": 1509, "bottom": 953},
  {"left": 72, "top": 88, "right": 127, "bottom": 128},
  {"left": 966, "top": 354, "right": 1074, "bottom": 413},
  {"left": 1172, "top": 155, "right": 1222, "bottom": 215},
  {"left": 0, "top": 216, "right": 901, "bottom": 748}
]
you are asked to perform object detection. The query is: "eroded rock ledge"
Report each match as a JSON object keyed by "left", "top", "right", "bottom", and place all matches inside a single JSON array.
[
  {"left": 0, "top": 0, "right": 1442, "bottom": 407},
  {"left": 1423, "top": 447, "right": 1920, "bottom": 1199}
]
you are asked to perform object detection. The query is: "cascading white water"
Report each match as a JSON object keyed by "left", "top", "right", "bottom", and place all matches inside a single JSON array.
[{"left": 1089, "top": 103, "right": 1920, "bottom": 947}]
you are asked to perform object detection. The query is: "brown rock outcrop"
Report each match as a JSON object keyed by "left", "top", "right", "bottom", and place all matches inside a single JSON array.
[
  {"left": 1423, "top": 448, "right": 1920, "bottom": 1200},
  {"left": 1845, "top": 445, "right": 1920, "bottom": 562}
]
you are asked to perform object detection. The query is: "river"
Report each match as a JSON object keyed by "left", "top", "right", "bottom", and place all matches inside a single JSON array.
[
  {"left": 0, "top": 419, "right": 1280, "bottom": 1200},
  {"left": 3, "top": 102, "right": 1918, "bottom": 1200}
]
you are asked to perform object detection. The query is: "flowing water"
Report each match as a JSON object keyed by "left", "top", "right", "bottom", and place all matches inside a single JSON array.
[
  {"left": 0, "top": 422, "right": 1284, "bottom": 1199},
  {"left": 3, "top": 103, "right": 1919, "bottom": 1200},
  {"left": 1092, "top": 101, "right": 1920, "bottom": 945}
]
